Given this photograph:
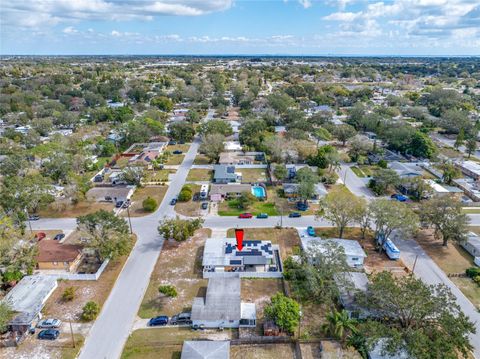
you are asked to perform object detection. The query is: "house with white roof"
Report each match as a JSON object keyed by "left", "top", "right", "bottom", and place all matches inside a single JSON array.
[{"left": 300, "top": 237, "right": 366, "bottom": 268}]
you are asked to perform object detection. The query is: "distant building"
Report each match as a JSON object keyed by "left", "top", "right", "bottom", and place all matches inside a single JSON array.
[
  {"left": 388, "top": 161, "right": 422, "bottom": 179},
  {"left": 181, "top": 341, "right": 230, "bottom": 359},
  {"left": 456, "top": 160, "right": 480, "bottom": 180},
  {"left": 218, "top": 152, "right": 255, "bottom": 165},
  {"left": 282, "top": 183, "right": 328, "bottom": 199},
  {"left": 300, "top": 237, "right": 366, "bottom": 268},
  {"left": 223, "top": 141, "right": 242, "bottom": 152},
  {"left": 423, "top": 179, "right": 463, "bottom": 198}
]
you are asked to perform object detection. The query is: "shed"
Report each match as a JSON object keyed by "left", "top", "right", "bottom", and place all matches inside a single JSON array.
[{"left": 181, "top": 340, "right": 230, "bottom": 359}]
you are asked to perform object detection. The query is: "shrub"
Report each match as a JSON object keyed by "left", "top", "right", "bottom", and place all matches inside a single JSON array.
[
  {"left": 178, "top": 188, "right": 192, "bottom": 202},
  {"left": 62, "top": 287, "right": 76, "bottom": 302},
  {"left": 158, "top": 284, "right": 177, "bottom": 297},
  {"left": 81, "top": 301, "right": 100, "bottom": 321},
  {"left": 377, "top": 159, "right": 388, "bottom": 168},
  {"left": 142, "top": 196, "right": 158, "bottom": 212},
  {"left": 466, "top": 267, "right": 480, "bottom": 278},
  {"left": 474, "top": 276, "right": 480, "bottom": 286}
]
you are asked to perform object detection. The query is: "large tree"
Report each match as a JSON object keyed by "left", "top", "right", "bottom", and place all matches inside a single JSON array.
[
  {"left": 157, "top": 216, "right": 204, "bottom": 242},
  {"left": 77, "top": 210, "right": 133, "bottom": 260},
  {"left": 296, "top": 167, "right": 318, "bottom": 200},
  {"left": 368, "top": 168, "right": 400, "bottom": 196},
  {"left": 198, "top": 119, "right": 233, "bottom": 137},
  {"left": 420, "top": 196, "right": 469, "bottom": 246},
  {"left": 334, "top": 124, "right": 357, "bottom": 146},
  {"left": 199, "top": 133, "right": 225, "bottom": 163},
  {"left": 264, "top": 293, "right": 300, "bottom": 334},
  {"left": 168, "top": 121, "right": 195, "bottom": 142},
  {"left": 358, "top": 271, "right": 475, "bottom": 359}
]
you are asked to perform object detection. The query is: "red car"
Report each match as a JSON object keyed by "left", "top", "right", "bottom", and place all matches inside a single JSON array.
[
  {"left": 35, "top": 232, "right": 46, "bottom": 241},
  {"left": 238, "top": 213, "right": 253, "bottom": 219}
]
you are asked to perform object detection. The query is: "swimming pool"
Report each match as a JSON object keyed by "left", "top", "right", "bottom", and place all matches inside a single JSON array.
[{"left": 251, "top": 186, "right": 266, "bottom": 198}]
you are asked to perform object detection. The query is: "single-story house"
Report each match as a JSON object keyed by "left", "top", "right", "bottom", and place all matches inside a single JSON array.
[
  {"left": 424, "top": 179, "right": 463, "bottom": 198},
  {"left": 284, "top": 164, "right": 318, "bottom": 180},
  {"left": 37, "top": 240, "right": 84, "bottom": 272},
  {"left": 223, "top": 141, "right": 242, "bottom": 152},
  {"left": 335, "top": 272, "right": 369, "bottom": 319},
  {"left": 461, "top": 232, "right": 480, "bottom": 265},
  {"left": 191, "top": 276, "right": 256, "bottom": 329},
  {"left": 213, "top": 165, "right": 242, "bottom": 184},
  {"left": 388, "top": 161, "right": 422, "bottom": 179},
  {"left": 3, "top": 275, "right": 58, "bottom": 333},
  {"left": 181, "top": 340, "right": 230, "bottom": 359},
  {"left": 218, "top": 152, "right": 255, "bottom": 165},
  {"left": 456, "top": 160, "right": 480, "bottom": 180},
  {"left": 209, "top": 184, "right": 251, "bottom": 201},
  {"left": 202, "top": 238, "right": 282, "bottom": 278},
  {"left": 300, "top": 237, "right": 366, "bottom": 268},
  {"left": 86, "top": 185, "right": 135, "bottom": 203},
  {"left": 282, "top": 183, "right": 328, "bottom": 199}
]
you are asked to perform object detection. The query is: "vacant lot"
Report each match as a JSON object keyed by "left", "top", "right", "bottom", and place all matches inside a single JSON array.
[
  {"left": 138, "top": 228, "right": 211, "bottom": 319},
  {"left": 121, "top": 327, "right": 233, "bottom": 359},
  {"left": 186, "top": 169, "right": 212, "bottom": 181},
  {"left": 166, "top": 153, "right": 185, "bottom": 165},
  {"left": 226, "top": 228, "right": 301, "bottom": 261},
  {"left": 39, "top": 200, "right": 114, "bottom": 218},
  {"left": 240, "top": 168, "right": 268, "bottom": 183},
  {"left": 416, "top": 229, "right": 480, "bottom": 307},
  {"left": 121, "top": 186, "right": 167, "bottom": 217},
  {"left": 143, "top": 169, "right": 175, "bottom": 183},
  {"left": 300, "top": 343, "right": 322, "bottom": 359},
  {"left": 193, "top": 154, "right": 210, "bottom": 165},
  {"left": 175, "top": 184, "right": 202, "bottom": 217},
  {"left": 231, "top": 344, "right": 296, "bottom": 359},
  {"left": 268, "top": 187, "right": 320, "bottom": 216},
  {"left": 319, "top": 340, "right": 362, "bottom": 359}
]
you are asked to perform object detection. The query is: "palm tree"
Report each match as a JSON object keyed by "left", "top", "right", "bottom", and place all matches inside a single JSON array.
[{"left": 322, "top": 309, "right": 358, "bottom": 344}]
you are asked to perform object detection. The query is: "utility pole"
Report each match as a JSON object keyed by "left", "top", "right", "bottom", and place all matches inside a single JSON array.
[
  {"left": 126, "top": 205, "right": 133, "bottom": 234},
  {"left": 25, "top": 208, "right": 33, "bottom": 234},
  {"left": 411, "top": 255, "right": 419, "bottom": 276},
  {"left": 69, "top": 321, "right": 75, "bottom": 348}
]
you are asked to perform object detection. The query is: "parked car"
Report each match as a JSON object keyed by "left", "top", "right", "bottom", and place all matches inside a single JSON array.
[
  {"left": 168, "top": 140, "right": 177, "bottom": 145},
  {"left": 178, "top": 140, "right": 185, "bottom": 144},
  {"left": 38, "top": 329, "right": 60, "bottom": 340},
  {"left": 122, "top": 200, "right": 131, "bottom": 208},
  {"left": 201, "top": 202, "right": 208, "bottom": 210},
  {"left": 93, "top": 175, "right": 104, "bottom": 183},
  {"left": 172, "top": 150, "right": 183, "bottom": 155},
  {"left": 256, "top": 213, "right": 268, "bottom": 219},
  {"left": 37, "top": 318, "right": 62, "bottom": 329},
  {"left": 53, "top": 233, "right": 65, "bottom": 241},
  {"left": 191, "top": 324, "right": 205, "bottom": 331},
  {"left": 296, "top": 201, "right": 309, "bottom": 211},
  {"left": 170, "top": 312, "right": 192, "bottom": 325},
  {"left": 148, "top": 316, "right": 169, "bottom": 327},
  {"left": 391, "top": 193, "right": 408, "bottom": 202},
  {"left": 104, "top": 196, "right": 113, "bottom": 202},
  {"left": 28, "top": 214, "right": 40, "bottom": 221},
  {"left": 115, "top": 201, "right": 124, "bottom": 208},
  {"left": 307, "top": 226, "right": 315, "bottom": 236},
  {"left": 239, "top": 213, "right": 253, "bottom": 219},
  {"left": 35, "top": 232, "right": 46, "bottom": 241},
  {"left": 170, "top": 198, "right": 177, "bottom": 205},
  {"left": 288, "top": 212, "right": 301, "bottom": 218}
]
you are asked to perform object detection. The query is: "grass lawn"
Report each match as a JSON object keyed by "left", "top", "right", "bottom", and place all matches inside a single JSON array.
[
  {"left": 186, "top": 169, "right": 212, "bottom": 181},
  {"left": 416, "top": 229, "right": 480, "bottom": 308},
  {"left": 350, "top": 166, "right": 365, "bottom": 178},
  {"left": 218, "top": 200, "right": 279, "bottom": 216},
  {"left": 462, "top": 208, "right": 480, "bottom": 214},
  {"left": 267, "top": 186, "right": 319, "bottom": 216},
  {"left": 166, "top": 154, "right": 185, "bottom": 165},
  {"left": 231, "top": 344, "right": 296, "bottom": 359},
  {"left": 226, "top": 228, "right": 301, "bottom": 261},
  {"left": 240, "top": 168, "right": 268, "bottom": 183},
  {"left": 167, "top": 143, "right": 190, "bottom": 153},
  {"left": 193, "top": 154, "right": 210, "bottom": 165},
  {"left": 143, "top": 169, "right": 175, "bottom": 183},
  {"left": 122, "top": 328, "right": 234, "bottom": 359},
  {"left": 138, "top": 229, "right": 211, "bottom": 319},
  {"left": 174, "top": 185, "right": 201, "bottom": 217},
  {"left": 122, "top": 186, "right": 167, "bottom": 217},
  {"left": 61, "top": 335, "right": 85, "bottom": 359},
  {"left": 39, "top": 200, "right": 114, "bottom": 218}
]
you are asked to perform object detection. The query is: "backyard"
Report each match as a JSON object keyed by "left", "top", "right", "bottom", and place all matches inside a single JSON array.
[
  {"left": 138, "top": 228, "right": 211, "bottom": 319},
  {"left": 240, "top": 168, "right": 268, "bottom": 183},
  {"left": 231, "top": 344, "right": 296, "bottom": 359}
]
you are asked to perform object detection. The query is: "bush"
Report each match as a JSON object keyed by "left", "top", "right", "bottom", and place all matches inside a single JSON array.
[
  {"left": 178, "top": 188, "right": 192, "bottom": 202},
  {"left": 377, "top": 159, "right": 388, "bottom": 168},
  {"left": 158, "top": 284, "right": 177, "bottom": 297},
  {"left": 62, "top": 287, "right": 76, "bottom": 302},
  {"left": 142, "top": 196, "right": 158, "bottom": 212},
  {"left": 81, "top": 301, "right": 100, "bottom": 321},
  {"left": 466, "top": 267, "right": 480, "bottom": 278},
  {"left": 474, "top": 276, "right": 480, "bottom": 286},
  {"left": 264, "top": 293, "right": 300, "bottom": 334}
]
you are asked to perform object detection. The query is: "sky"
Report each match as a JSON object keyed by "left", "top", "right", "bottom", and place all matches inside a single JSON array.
[{"left": 1, "top": 0, "right": 479, "bottom": 56}]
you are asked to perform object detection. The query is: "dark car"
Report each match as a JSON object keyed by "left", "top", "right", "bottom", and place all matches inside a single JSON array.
[
  {"left": 93, "top": 175, "right": 104, "bottom": 183},
  {"left": 170, "top": 198, "right": 177, "bottom": 205},
  {"left": 172, "top": 150, "right": 183, "bottom": 155},
  {"left": 28, "top": 214, "right": 40, "bottom": 221},
  {"left": 256, "top": 213, "right": 268, "bottom": 219},
  {"left": 38, "top": 329, "right": 60, "bottom": 340},
  {"left": 191, "top": 324, "right": 205, "bottom": 331},
  {"left": 178, "top": 140, "right": 185, "bottom": 144},
  {"left": 148, "top": 316, "right": 169, "bottom": 327},
  {"left": 170, "top": 312, "right": 192, "bottom": 325},
  {"left": 115, "top": 201, "right": 124, "bottom": 208},
  {"left": 239, "top": 213, "right": 253, "bottom": 219},
  {"left": 288, "top": 212, "right": 301, "bottom": 218},
  {"left": 53, "top": 233, "right": 65, "bottom": 241},
  {"left": 168, "top": 140, "right": 177, "bottom": 145},
  {"left": 296, "top": 202, "right": 309, "bottom": 211},
  {"left": 201, "top": 202, "right": 208, "bottom": 210}
]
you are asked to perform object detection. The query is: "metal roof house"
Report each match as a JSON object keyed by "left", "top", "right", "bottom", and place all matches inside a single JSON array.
[
  {"left": 461, "top": 232, "right": 480, "bottom": 266},
  {"left": 388, "top": 161, "right": 422, "bottom": 179},
  {"left": 335, "top": 272, "right": 369, "bottom": 319},
  {"left": 300, "top": 237, "right": 366, "bottom": 268},
  {"left": 191, "top": 276, "right": 256, "bottom": 329},
  {"left": 181, "top": 340, "right": 230, "bottom": 359},
  {"left": 202, "top": 238, "right": 282, "bottom": 278}
]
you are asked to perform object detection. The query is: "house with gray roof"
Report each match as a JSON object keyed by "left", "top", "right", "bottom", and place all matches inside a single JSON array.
[
  {"left": 335, "top": 272, "right": 369, "bottom": 319},
  {"left": 461, "top": 232, "right": 480, "bottom": 266},
  {"left": 213, "top": 165, "right": 242, "bottom": 184},
  {"left": 388, "top": 161, "right": 423, "bottom": 179},
  {"left": 181, "top": 341, "right": 230, "bottom": 359}
]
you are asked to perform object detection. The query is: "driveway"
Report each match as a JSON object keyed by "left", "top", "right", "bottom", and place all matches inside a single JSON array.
[
  {"left": 337, "top": 164, "right": 375, "bottom": 200},
  {"left": 392, "top": 236, "right": 480, "bottom": 358}
]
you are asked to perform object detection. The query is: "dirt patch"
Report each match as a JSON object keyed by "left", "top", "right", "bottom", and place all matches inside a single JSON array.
[
  {"left": 231, "top": 343, "right": 296, "bottom": 359},
  {"left": 39, "top": 201, "right": 114, "bottom": 218},
  {"left": 320, "top": 340, "right": 362, "bottom": 359},
  {"left": 300, "top": 342, "right": 322, "bottom": 359},
  {"left": 138, "top": 228, "right": 212, "bottom": 318}
]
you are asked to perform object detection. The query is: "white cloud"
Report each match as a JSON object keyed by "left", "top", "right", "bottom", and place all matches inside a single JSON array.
[
  {"left": 62, "top": 26, "right": 78, "bottom": 34},
  {"left": 298, "top": 0, "right": 312, "bottom": 9}
]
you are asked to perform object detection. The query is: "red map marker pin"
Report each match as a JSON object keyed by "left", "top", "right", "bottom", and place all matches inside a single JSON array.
[{"left": 235, "top": 228, "right": 244, "bottom": 251}]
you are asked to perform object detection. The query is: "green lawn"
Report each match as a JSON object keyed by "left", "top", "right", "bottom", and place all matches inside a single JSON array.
[
  {"left": 186, "top": 169, "right": 212, "bottom": 181},
  {"left": 350, "top": 166, "right": 365, "bottom": 178},
  {"left": 166, "top": 154, "right": 185, "bottom": 165},
  {"left": 462, "top": 208, "right": 480, "bottom": 214},
  {"left": 240, "top": 168, "right": 268, "bottom": 183},
  {"left": 218, "top": 200, "right": 279, "bottom": 216},
  {"left": 143, "top": 169, "right": 175, "bottom": 183}
]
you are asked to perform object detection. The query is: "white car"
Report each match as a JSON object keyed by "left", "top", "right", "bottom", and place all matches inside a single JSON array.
[{"left": 37, "top": 318, "right": 62, "bottom": 329}]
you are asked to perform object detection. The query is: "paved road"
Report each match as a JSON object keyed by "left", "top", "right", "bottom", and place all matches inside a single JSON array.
[
  {"left": 78, "top": 130, "right": 205, "bottom": 358},
  {"left": 431, "top": 133, "right": 480, "bottom": 159},
  {"left": 392, "top": 236, "right": 480, "bottom": 358},
  {"left": 337, "top": 164, "right": 375, "bottom": 200}
]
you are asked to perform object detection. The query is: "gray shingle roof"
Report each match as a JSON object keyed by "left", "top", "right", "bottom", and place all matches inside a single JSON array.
[{"left": 181, "top": 341, "right": 230, "bottom": 359}]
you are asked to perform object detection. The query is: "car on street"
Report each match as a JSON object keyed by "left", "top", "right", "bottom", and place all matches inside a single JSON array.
[
  {"left": 28, "top": 214, "right": 40, "bottom": 221},
  {"left": 148, "top": 316, "right": 169, "bottom": 327},
  {"left": 115, "top": 201, "right": 124, "bottom": 208},
  {"left": 288, "top": 212, "right": 301, "bottom": 218},
  {"left": 38, "top": 329, "right": 60, "bottom": 340},
  {"left": 256, "top": 213, "right": 268, "bottom": 219},
  {"left": 172, "top": 150, "right": 183, "bottom": 155},
  {"left": 170, "top": 198, "right": 177, "bottom": 205},
  {"left": 170, "top": 312, "right": 192, "bottom": 325},
  {"left": 35, "top": 232, "right": 46, "bottom": 241},
  {"left": 307, "top": 226, "right": 315, "bottom": 236},
  {"left": 391, "top": 193, "right": 408, "bottom": 202},
  {"left": 53, "top": 233, "right": 65, "bottom": 241},
  {"left": 201, "top": 202, "right": 208, "bottom": 210},
  {"left": 239, "top": 213, "right": 253, "bottom": 219},
  {"left": 37, "top": 318, "right": 62, "bottom": 329},
  {"left": 168, "top": 140, "right": 177, "bottom": 145}
]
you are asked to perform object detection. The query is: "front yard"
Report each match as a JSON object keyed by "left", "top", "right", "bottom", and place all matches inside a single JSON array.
[
  {"left": 143, "top": 169, "right": 176, "bottom": 183},
  {"left": 218, "top": 200, "right": 279, "bottom": 217},
  {"left": 174, "top": 184, "right": 202, "bottom": 217},
  {"left": 138, "top": 228, "right": 211, "bottom": 319},
  {"left": 39, "top": 200, "right": 114, "bottom": 218},
  {"left": 186, "top": 169, "right": 212, "bottom": 182},
  {"left": 121, "top": 186, "right": 167, "bottom": 217}
]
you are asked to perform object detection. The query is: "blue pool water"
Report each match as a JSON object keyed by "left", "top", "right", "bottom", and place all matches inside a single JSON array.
[{"left": 251, "top": 186, "right": 266, "bottom": 198}]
